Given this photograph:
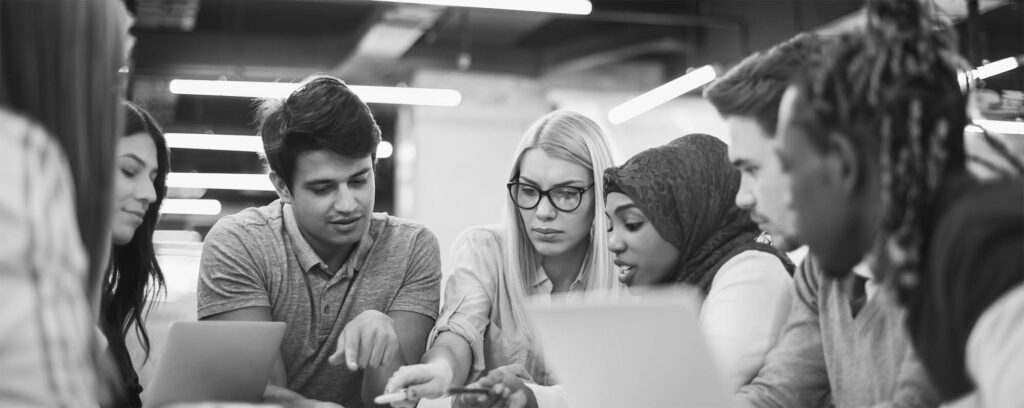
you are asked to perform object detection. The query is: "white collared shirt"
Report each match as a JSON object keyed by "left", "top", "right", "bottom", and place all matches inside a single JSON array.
[{"left": 852, "top": 258, "right": 878, "bottom": 301}]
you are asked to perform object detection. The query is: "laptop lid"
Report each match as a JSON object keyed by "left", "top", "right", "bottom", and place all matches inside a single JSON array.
[
  {"left": 143, "top": 320, "right": 286, "bottom": 408},
  {"left": 526, "top": 289, "right": 731, "bottom": 408}
]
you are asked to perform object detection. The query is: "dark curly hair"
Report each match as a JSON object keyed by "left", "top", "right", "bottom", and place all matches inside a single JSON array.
[{"left": 788, "top": 0, "right": 969, "bottom": 297}]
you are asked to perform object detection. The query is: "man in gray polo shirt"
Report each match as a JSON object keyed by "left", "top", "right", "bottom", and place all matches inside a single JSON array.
[{"left": 197, "top": 75, "right": 441, "bottom": 407}]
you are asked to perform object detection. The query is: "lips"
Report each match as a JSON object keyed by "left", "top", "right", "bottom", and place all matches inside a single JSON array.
[
  {"left": 531, "top": 227, "right": 563, "bottom": 242},
  {"left": 614, "top": 260, "right": 637, "bottom": 285},
  {"left": 124, "top": 209, "right": 145, "bottom": 220},
  {"left": 532, "top": 227, "right": 562, "bottom": 235},
  {"left": 329, "top": 216, "right": 362, "bottom": 230},
  {"left": 749, "top": 213, "right": 772, "bottom": 230}
]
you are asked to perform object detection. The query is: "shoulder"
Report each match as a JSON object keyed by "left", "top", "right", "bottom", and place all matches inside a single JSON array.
[
  {"left": 453, "top": 224, "right": 505, "bottom": 249},
  {"left": 205, "top": 200, "right": 285, "bottom": 246},
  {"left": 0, "top": 108, "right": 34, "bottom": 141},
  {"left": 969, "top": 284, "right": 1024, "bottom": 347},
  {"left": 448, "top": 225, "right": 506, "bottom": 280},
  {"left": 211, "top": 200, "right": 283, "bottom": 233},
  {"left": 373, "top": 213, "right": 436, "bottom": 243},
  {"left": 965, "top": 284, "right": 1024, "bottom": 402},
  {"left": 712, "top": 249, "right": 792, "bottom": 289},
  {"left": 0, "top": 109, "right": 66, "bottom": 172}
]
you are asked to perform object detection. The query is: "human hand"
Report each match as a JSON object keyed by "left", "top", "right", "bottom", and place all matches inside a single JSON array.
[
  {"left": 381, "top": 362, "right": 454, "bottom": 407},
  {"left": 454, "top": 364, "right": 536, "bottom": 408},
  {"left": 328, "top": 310, "right": 399, "bottom": 371}
]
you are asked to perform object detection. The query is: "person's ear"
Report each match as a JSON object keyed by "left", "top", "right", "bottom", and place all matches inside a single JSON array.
[
  {"left": 269, "top": 172, "right": 293, "bottom": 204},
  {"left": 827, "top": 131, "right": 861, "bottom": 196}
]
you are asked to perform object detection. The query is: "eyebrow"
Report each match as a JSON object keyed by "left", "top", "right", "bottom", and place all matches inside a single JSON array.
[
  {"left": 731, "top": 158, "right": 755, "bottom": 168},
  {"left": 518, "top": 176, "right": 589, "bottom": 188},
  {"left": 772, "top": 145, "right": 792, "bottom": 167},
  {"left": 612, "top": 203, "right": 640, "bottom": 216},
  {"left": 120, "top": 153, "right": 147, "bottom": 167},
  {"left": 302, "top": 167, "right": 372, "bottom": 185}
]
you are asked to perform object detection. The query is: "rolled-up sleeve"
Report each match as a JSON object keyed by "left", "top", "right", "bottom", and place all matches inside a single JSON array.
[{"left": 428, "top": 227, "right": 503, "bottom": 380}]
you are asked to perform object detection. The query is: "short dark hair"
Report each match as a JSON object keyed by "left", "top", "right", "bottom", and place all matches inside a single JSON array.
[
  {"left": 256, "top": 75, "right": 381, "bottom": 187},
  {"left": 704, "top": 33, "right": 830, "bottom": 135}
]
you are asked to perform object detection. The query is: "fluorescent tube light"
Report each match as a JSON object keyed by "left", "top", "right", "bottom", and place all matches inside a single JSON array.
[
  {"left": 166, "top": 133, "right": 263, "bottom": 152},
  {"left": 166, "top": 133, "right": 396, "bottom": 158},
  {"left": 169, "top": 79, "right": 462, "bottom": 107},
  {"left": 154, "top": 230, "right": 203, "bottom": 243},
  {"left": 160, "top": 199, "right": 223, "bottom": 215},
  {"left": 167, "top": 173, "right": 275, "bottom": 191},
  {"left": 369, "top": 0, "right": 591, "bottom": 15},
  {"left": 608, "top": 65, "right": 717, "bottom": 125},
  {"left": 972, "top": 56, "right": 1021, "bottom": 80},
  {"left": 970, "top": 120, "right": 1024, "bottom": 135}
]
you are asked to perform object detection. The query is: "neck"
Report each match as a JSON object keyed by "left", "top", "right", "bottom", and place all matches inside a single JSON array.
[
  {"left": 540, "top": 239, "right": 589, "bottom": 290},
  {"left": 301, "top": 229, "right": 357, "bottom": 273}
]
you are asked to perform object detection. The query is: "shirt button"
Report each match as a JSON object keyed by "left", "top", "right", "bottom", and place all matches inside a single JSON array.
[{"left": 323, "top": 305, "right": 330, "bottom": 314}]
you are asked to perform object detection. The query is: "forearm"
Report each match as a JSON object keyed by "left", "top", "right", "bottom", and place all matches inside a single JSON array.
[
  {"left": 263, "top": 384, "right": 307, "bottom": 403},
  {"left": 363, "top": 357, "right": 405, "bottom": 406},
  {"left": 423, "top": 332, "right": 473, "bottom": 387}
]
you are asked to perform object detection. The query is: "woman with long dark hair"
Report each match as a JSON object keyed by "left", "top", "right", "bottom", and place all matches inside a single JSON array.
[{"left": 100, "top": 101, "right": 170, "bottom": 407}]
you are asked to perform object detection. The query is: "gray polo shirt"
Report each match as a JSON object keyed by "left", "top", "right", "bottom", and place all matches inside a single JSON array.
[{"left": 197, "top": 199, "right": 441, "bottom": 406}]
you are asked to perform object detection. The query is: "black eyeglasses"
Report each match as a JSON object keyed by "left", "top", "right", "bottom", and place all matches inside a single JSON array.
[{"left": 507, "top": 182, "right": 594, "bottom": 212}]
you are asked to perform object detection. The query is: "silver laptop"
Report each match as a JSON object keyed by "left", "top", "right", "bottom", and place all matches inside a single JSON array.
[
  {"left": 143, "top": 321, "right": 287, "bottom": 408},
  {"left": 526, "top": 289, "right": 731, "bottom": 408}
]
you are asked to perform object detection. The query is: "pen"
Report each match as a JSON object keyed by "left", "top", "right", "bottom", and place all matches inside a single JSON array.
[{"left": 373, "top": 390, "right": 409, "bottom": 405}]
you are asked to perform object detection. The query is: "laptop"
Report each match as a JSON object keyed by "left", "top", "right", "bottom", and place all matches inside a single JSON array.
[
  {"left": 526, "top": 289, "right": 731, "bottom": 408},
  {"left": 143, "top": 321, "right": 287, "bottom": 408}
]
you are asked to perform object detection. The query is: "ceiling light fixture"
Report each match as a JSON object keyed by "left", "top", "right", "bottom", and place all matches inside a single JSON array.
[
  {"left": 369, "top": 0, "right": 592, "bottom": 15},
  {"left": 165, "top": 133, "right": 263, "bottom": 152},
  {"left": 169, "top": 79, "right": 462, "bottom": 107},
  {"left": 608, "top": 65, "right": 717, "bottom": 125},
  {"left": 160, "top": 199, "right": 223, "bottom": 215},
  {"left": 972, "top": 56, "right": 1022, "bottom": 80},
  {"left": 960, "top": 56, "right": 1023, "bottom": 88},
  {"left": 968, "top": 120, "right": 1024, "bottom": 135},
  {"left": 165, "top": 133, "right": 397, "bottom": 158},
  {"left": 167, "top": 173, "right": 275, "bottom": 192}
]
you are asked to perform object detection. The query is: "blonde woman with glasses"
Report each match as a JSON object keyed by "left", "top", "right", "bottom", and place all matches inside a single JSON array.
[{"left": 384, "top": 111, "right": 618, "bottom": 408}]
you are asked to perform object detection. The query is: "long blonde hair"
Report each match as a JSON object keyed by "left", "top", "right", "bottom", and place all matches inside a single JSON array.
[{"left": 502, "top": 110, "right": 618, "bottom": 335}]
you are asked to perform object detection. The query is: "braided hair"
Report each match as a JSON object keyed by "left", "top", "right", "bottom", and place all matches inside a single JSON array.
[{"left": 789, "top": 0, "right": 969, "bottom": 300}]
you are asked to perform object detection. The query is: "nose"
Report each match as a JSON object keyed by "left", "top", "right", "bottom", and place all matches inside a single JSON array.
[
  {"left": 534, "top": 195, "right": 557, "bottom": 221},
  {"left": 135, "top": 178, "right": 157, "bottom": 208},
  {"left": 333, "top": 185, "right": 359, "bottom": 213},
  {"left": 735, "top": 174, "right": 756, "bottom": 211},
  {"left": 607, "top": 228, "right": 625, "bottom": 254}
]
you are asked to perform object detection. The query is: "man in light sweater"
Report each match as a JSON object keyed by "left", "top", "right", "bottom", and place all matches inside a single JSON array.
[{"left": 704, "top": 33, "right": 938, "bottom": 408}]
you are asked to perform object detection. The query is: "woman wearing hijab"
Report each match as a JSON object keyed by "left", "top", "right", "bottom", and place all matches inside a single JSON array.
[{"left": 603, "top": 134, "right": 794, "bottom": 391}]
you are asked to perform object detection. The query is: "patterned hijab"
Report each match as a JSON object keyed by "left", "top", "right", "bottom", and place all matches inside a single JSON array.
[{"left": 604, "top": 134, "right": 793, "bottom": 294}]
